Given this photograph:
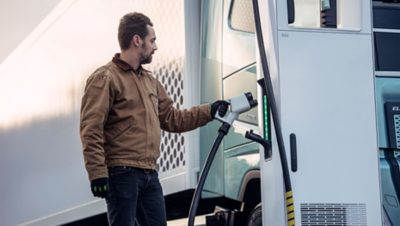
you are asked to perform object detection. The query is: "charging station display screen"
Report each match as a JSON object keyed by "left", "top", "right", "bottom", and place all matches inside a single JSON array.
[
  {"left": 385, "top": 102, "right": 400, "bottom": 148},
  {"left": 394, "top": 114, "right": 400, "bottom": 148}
]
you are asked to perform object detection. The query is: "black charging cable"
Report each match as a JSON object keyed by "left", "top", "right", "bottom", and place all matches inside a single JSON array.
[{"left": 187, "top": 122, "right": 230, "bottom": 226}]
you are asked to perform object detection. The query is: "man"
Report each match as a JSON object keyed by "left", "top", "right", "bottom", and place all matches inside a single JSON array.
[{"left": 80, "top": 12, "right": 228, "bottom": 226}]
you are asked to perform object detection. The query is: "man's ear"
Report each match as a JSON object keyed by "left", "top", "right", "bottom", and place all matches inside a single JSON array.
[{"left": 132, "top": 34, "right": 142, "bottom": 47}]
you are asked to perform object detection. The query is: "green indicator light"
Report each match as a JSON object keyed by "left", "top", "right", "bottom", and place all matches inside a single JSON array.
[{"left": 263, "top": 95, "right": 269, "bottom": 140}]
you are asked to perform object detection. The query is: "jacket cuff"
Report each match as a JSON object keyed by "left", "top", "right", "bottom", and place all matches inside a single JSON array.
[
  {"left": 89, "top": 170, "right": 108, "bottom": 181},
  {"left": 200, "top": 103, "right": 213, "bottom": 121}
]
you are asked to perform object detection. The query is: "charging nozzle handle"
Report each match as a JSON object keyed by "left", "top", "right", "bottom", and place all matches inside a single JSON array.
[
  {"left": 245, "top": 130, "right": 271, "bottom": 159},
  {"left": 215, "top": 92, "right": 258, "bottom": 125},
  {"left": 249, "top": 99, "right": 258, "bottom": 109},
  {"left": 244, "top": 92, "right": 258, "bottom": 108}
]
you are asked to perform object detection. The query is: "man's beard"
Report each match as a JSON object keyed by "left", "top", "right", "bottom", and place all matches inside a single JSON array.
[
  {"left": 140, "top": 55, "right": 153, "bottom": 64},
  {"left": 140, "top": 52, "right": 154, "bottom": 64}
]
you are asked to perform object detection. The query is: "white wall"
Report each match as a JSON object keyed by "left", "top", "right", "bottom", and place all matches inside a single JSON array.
[{"left": 0, "top": 0, "right": 62, "bottom": 63}]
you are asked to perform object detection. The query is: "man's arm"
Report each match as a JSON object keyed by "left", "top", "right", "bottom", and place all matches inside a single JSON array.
[
  {"left": 80, "top": 71, "right": 112, "bottom": 181},
  {"left": 157, "top": 81, "right": 228, "bottom": 132}
]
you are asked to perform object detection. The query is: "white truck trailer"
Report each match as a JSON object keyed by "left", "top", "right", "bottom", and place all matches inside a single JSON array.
[{"left": 0, "top": 0, "right": 399, "bottom": 225}]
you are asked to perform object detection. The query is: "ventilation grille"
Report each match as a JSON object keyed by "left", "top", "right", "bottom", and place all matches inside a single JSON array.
[
  {"left": 139, "top": 0, "right": 186, "bottom": 174},
  {"left": 301, "top": 203, "right": 367, "bottom": 226},
  {"left": 152, "top": 59, "right": 185, "bottom": 173}
]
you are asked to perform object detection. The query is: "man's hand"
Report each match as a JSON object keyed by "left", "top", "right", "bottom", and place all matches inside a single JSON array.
[
  {"left": 210, "top": 100, "right": 230, "bottom": 119},
  {"left": 90, "top": 177, "right": 108, "bottom": 198}
]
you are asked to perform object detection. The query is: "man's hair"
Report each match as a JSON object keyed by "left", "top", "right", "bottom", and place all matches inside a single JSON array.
[{"left": 118, "top": 12, "right": 153, "bottom": 50}]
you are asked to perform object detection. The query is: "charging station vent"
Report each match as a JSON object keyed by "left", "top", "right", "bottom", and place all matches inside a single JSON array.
[{"left": 301, "top": 203, "right": 367, "bottom": 226}]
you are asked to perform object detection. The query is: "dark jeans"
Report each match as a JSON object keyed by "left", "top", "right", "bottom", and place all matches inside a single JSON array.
[{"left": 106, "top": 166, "right": 167, "bottom": 226}]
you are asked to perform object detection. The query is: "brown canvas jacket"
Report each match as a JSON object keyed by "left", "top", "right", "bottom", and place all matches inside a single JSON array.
[{"left": 80, "top": 54, "right": 212, "bottom": 180}]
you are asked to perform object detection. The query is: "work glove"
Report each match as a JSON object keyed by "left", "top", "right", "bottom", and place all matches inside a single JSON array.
[
  {"left": 90, "top": 177, "right": 108, "bottom": 199},
  {"left": 210, "top": 100, "right": 230, "bottom": 119}
]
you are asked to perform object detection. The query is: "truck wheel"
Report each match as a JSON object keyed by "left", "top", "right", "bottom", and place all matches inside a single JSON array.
[{"left": 246, "top": 204, "right": 262, "bottom": 226}]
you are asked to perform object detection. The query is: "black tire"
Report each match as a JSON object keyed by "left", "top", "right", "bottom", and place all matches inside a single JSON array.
[{"left": 246, "top": 204, "right": 262, "bottom": 226}]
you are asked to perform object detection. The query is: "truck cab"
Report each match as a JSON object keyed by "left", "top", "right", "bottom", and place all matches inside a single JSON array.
[{"left": 197, "top": 0, "right": 400, "bottom": 225}]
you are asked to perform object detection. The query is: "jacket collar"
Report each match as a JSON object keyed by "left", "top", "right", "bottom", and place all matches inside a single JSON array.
[{"left": 112, "top": 53, "right": 146, "bottom": 75}]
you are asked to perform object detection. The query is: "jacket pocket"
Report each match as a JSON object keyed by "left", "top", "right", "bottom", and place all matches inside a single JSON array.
[
  {"left": 149, "top": 92, "right": 159, "bottom": 116},
  {"left": 105, "top": 117, "right": 136, "bottom": 140}
]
